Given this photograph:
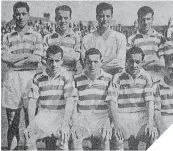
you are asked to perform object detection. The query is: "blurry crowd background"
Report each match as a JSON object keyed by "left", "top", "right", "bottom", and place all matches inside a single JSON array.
[{"left": 2, "top": 14, "right": 173, "bottom": 42}]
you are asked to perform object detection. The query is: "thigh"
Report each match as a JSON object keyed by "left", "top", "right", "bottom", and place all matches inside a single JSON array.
[
  {"left": 2, "top": 71, "right": 23, "bottom": 109},
  {"left": 117, "top": 112, "right": 148, "bottom": 140},
  {"left": 6, "top": 108, "right": 21, "bottom": 126},
  {"left": 163, "top": 116, "right": 173, "bottom": 130},
  {"left": 137, "top": 124, "right": 151, "bottom": 144},
  {"left": 71, "top": 114, "right": 91, "bottom": 140},
  {"left": 128, "top": 135, "right": 140, "bottom": 150},
  {"left": 91, "top": 135, "right": 102, "bottom": 150}
]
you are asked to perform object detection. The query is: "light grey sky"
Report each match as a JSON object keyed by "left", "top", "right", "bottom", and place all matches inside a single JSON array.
[{"left": 1, "top": 1, "right": 173, "bottom": 25}]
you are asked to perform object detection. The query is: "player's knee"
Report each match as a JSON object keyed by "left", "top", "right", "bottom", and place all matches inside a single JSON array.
[{"left": 73, "top": 137, "right": 83, "bottom": 150}]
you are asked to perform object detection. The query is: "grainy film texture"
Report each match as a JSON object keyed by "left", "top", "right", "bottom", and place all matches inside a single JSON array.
[{"left": 1, "top": 1, "right": 173, "bottom": 150}]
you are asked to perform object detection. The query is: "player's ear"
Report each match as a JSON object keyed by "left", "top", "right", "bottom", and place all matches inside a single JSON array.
[
  {"left": 13, "top": 14, "right": 15, "bottom": 20},
  {"left": 101, "top": 57, "right": 103, "bottom": 63},
  {"left": 96, "top": 14, "right": 99, "bottom": 21},
  {"left": 110, "top": 14, "right": 113, "bottom": 19}
]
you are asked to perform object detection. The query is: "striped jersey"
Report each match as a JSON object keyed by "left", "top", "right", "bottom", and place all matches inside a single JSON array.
[
  {"left": 29, "top": 67, "right": 76, "bottom": 109},
  {"left": 44, "top": 28, "right": 81, "bottom": 71},
  {"left": 2, "top": 27, "right": 44, "bottom": 70},
  {"left": 159, "top": 40, "right": 173, "bottom": 57},
  {"left": 154, "top": 77, "right": 173, "bottom": 116},
  {"left": 74, "top": 69, "right": 113, "bottom": 113},
  {"left": 113, "top": 69, "right": 154, "bottom": 113},
  {"left": 128, "top": 29, "right": 165, "bottom": 70}
]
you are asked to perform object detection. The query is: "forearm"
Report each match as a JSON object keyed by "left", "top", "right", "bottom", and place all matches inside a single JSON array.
[
  {"left": 147, "top": 101, "right": 154, "bottom": 125},
  {"left": 110, "top": 101, "right": 119, "bottom": 127},
  {"left": 63, "top": 97, "right": 74, "bottom": 125},
  {"left": 154, "top": 110, "right": 165, "bottom": 134},
  {"left": 28, "top": 98, "right": 37, "bottom": 123},
  {"left": 2, "top": 53, "right": 29, "bottom": 64},
  {"left": 72, "top": 97, "right": 78, "bottom": 116},
  {"left": 25, "top": 54, "right": 41, "bottom": 63},
  {"left": 12, "top": 54, "right": 41, "bottom": 68}
]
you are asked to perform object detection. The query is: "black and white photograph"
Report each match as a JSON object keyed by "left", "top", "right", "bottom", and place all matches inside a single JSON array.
[{"left": 1, "top": 1, "right": 173, "bottom": 150}]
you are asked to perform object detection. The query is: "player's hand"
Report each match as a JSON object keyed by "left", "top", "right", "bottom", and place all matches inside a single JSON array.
[
  {"left": 101, "top": 125, "right": 112, "bottom": 140},
  {"left": 58, "top": 123, "right": 70, "bottom": 143},
  {"left": 114, "top": 126, "right": 124, "bottom": 147},
  {"left": 24, "top": 127, "right": 37, "bottom": 139},
  {"left": 114, "top": 123, "right": 123, "bottom": 135},
  {"left": 26, "top": 54, "right": 41, "bottom": 63},
  {"left": 145, "top": 124, "right": 158, "bottom": 141}
]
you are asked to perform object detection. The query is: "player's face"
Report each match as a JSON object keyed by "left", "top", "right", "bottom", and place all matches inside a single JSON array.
[
  {"left": 55, "top": 10, "right": 71, "bottom": 32},
  {"left": 85, "top": 54, "right": 102, "bottom": 75},
  {"left": 138, "top": 13, "right": 153, "bottom": 33},
  {"left": 14, "top": 7, "right": 30, "bottom": 28},
  {"left": 166, "top": 61, "right": 173, "bottom": 81},
  {"left": 126, "top": 53, "right": 143, "bottom": 77},
  {"left": 96, "top": 9, "right": 112, "bottom": 29},
  {"left": 46, "top": 52, "right": 63, "bottom": 74}
]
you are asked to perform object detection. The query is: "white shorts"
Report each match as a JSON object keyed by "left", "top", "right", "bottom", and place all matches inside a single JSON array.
[
  {"left": 26, "top": 108, "right": 64, "bottom": 138},
  {"left": 117, "top": 111, "right": 148, "bottom": 140},
  {"left": 72, "top": 111, "right": 111, "bottom": 140},
  {"left": 2, "top": 70, "right": 36, "bottom": 109},
  {"left": 163, "top": 115, "right": 173, "bottom": 130},
  {"left": 25, "top": 108, "right": 68, "bottom": 149}
]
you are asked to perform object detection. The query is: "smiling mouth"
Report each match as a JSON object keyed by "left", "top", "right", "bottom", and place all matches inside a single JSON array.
[
  {"left": 131, "top": 68, "right": 138, "bottom": 71},
  {"left": 90, "top": 68, "right": 95, "bottom": 71},
  {"left": 60, "top": 24, "right": 66, "bottom": 27},
  {"left": 19, "top": 21, "right": 24, "bottom": 24},
  {"left": 103, "top": 22, "right": 108, "bottom": 25}
]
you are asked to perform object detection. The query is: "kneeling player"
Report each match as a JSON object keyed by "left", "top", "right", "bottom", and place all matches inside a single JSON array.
[
  {"left": 111, "top": 46, "right": 158, "bottom": 150},
  {"left": 71, "top": 48, "right": 121, "bottom": 150},
  {"left": 154, "top": 55, "right": 173, "bottom": 136},
  {"left": 24, "top": 45, "right": 76, "bottom": 150}
]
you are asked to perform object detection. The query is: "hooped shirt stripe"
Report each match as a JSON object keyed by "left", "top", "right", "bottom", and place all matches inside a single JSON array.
[
  {"left": 74, "top": 69, "right": 113, "bottom": 111},
  {"left": 29, "top": 67, "right": 76, "bottom": 108},
  {"left": 128, "top": 29, "right": 165, "bottom": 69},
  {"left": 154, "top": 77, "right": 173, "bottom": 116},
  {"left": 113, "top": 69, "right": 154, "bottom": 113}
]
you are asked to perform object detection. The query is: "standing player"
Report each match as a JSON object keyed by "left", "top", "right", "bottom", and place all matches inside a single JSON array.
[
  {"left": 154, "top": 55, "right": 173, "bottom": 136},
  {"left": 111, "top": 47, "right": 157, "bottom": 150},
  {"left": 128, "top": 6, "right": 165, "bottom": 83},
  {"left": 44, "top": 5, "right": 82, "bottom": 76},
  {"left": 82, "top": 2, "right": 127, "bottom": 75},
  {"left": 71, "top": 48, "right": 123, "bottom": 150},
  {"left": 1, "top": 1, "right": 43, "bottom": 150},
  {"left": 24, "top": 45, "right": 76, "bottom": 150}
]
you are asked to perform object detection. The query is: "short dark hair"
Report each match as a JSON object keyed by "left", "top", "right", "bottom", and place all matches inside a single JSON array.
[
  {"left": 137, "top": 6, "right": 154, "bottom": 17},
  {"left": 85, "top": 48, "right": 102, "bottom": 60},
  {"left": 164, "top": 55, "right": 173, "bottom": 65},
  {"left": 126, "top": 46, "right": 145, "bottom": 61},
  {"left": 96, "top": 2, "right": 113, "bottom": 15},
  {"left": 55, "top": 5, "right": 72, "bottom": 18},
  {"left": 46, "top": 45, "right": 63, "bottom": 59},
  {"left": 13, "top": 1, "right": 30, "bottom": 13}
]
